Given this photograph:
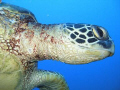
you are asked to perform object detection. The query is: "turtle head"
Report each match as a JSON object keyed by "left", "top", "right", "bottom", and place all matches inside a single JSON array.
[{"left": 60, "top": 23, "right": 115, "bottom": 64}]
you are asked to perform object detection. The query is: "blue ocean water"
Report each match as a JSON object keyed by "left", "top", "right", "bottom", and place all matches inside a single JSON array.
[{"left": 3, "top": 0, "right": 120, "bottom": 90}]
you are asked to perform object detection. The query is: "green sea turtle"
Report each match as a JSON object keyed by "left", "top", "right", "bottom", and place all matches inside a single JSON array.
[{"left": 0, "top": 2, "right": 114, "bottom": 90}]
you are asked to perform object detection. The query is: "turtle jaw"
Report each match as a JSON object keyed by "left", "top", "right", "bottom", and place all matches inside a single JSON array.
[
  {"left": 55, "top": 38, "right": 115, "bottom": 65},
  {"left": 92, "top": 39, "right": 115, "bottom": 57},
  {"left": 82, "top": 39, "right": 115, "bottom": 64},
  {"left": 106, "top": 41, "right": 115, "bottom": 56}
]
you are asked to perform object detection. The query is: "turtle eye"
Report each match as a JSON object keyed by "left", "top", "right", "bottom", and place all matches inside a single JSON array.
[{"left": 92, "top": 26, "right": 109, "bottom": 40}]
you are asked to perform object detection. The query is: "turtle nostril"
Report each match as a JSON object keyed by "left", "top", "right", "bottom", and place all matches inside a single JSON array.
[{"left": 92, "top": 26, "right": 109, "bottom": 40}]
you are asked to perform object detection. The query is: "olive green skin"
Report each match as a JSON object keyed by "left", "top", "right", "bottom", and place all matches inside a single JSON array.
[
  {"left": 0, "top": 2, "right": 70, "bottom": 90},
  {"left": 0, "top": 2, "right": 114, "bottom": 90}
]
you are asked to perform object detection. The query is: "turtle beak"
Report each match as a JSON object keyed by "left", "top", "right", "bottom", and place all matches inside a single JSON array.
[
  {"left": 109, "top": 53, "right": 114, "bottom": 56},
  {"left": 108, "top": 41, "right": 115, "bottom": 56}
]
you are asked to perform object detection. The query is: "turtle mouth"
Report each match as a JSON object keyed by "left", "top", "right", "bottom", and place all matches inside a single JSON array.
[
  {"left": 83, "top": 40, "right": 115, "bottom": 58},
  {"left": 106, "top": 46, "right": 115, "bottom": 57},
  {"left": 95, "top": 43, "right": 115, "bottom": 57},
  {"left": 109, "top": 52, "right": 114, "bottom": 56},
  {"left": 100, "top": 40, "right": 115, "bottom": 57}
]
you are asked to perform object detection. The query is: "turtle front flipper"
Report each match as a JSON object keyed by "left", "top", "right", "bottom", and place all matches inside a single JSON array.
[{"left": 25, "top": 70, "right": 69, "bottom": 90}]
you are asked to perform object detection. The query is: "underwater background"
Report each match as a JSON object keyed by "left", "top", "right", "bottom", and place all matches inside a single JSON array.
[{"left": 3, "top": 0, "right": 120, "bottom": 90}]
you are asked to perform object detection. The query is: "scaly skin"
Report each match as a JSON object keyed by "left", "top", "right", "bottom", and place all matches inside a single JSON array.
[{"left": 0, "top": 2, "right": 114, "bottom": 90}]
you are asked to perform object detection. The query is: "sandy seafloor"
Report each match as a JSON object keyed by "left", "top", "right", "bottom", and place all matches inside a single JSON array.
[{"left": 3, "top": 0, "right": 120, "bottom": 90}]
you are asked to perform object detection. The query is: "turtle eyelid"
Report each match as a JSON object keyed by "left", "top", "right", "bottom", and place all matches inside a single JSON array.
[{"left": 92, "top": 26, "right": 109, "bottom": 40}]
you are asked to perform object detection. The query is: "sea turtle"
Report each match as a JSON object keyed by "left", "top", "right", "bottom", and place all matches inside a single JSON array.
[{"left": 0, "top": 2, "right": 114, "bottom": 90}]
